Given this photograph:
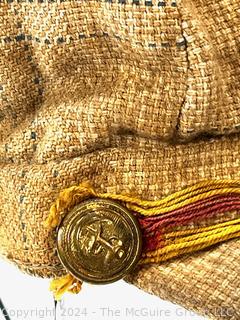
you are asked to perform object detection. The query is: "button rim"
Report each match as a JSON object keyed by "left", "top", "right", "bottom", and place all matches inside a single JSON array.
[{"left": 56, "top": 198, "right": 142, "bottom": 284}]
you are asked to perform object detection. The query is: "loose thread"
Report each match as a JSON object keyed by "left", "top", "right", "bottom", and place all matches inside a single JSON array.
[
  {"left": 49, "top": 274, "right": 82, "bottom": 301},
  {"left": 44, "top": 181, "right": 97, "bottom": 228}
]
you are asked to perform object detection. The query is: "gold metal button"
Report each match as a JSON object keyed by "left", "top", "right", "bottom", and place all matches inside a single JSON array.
[{"left": 57, "top": 198, "right": 142, "bottom": 284}]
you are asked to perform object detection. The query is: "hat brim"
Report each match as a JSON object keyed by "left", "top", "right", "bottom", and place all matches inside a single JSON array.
[{"left": 1, "top": 133, "right": 239, "bottom": 319}]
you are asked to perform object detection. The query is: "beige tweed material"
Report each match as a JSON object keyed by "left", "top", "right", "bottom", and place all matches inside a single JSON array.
[{"left": 0, "top": 1, "right": 240, "bottom": 319}]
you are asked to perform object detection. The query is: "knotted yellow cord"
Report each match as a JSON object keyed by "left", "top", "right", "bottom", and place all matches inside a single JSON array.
[{"left": 44, "top": 179, "right": 240, "bottom": 299}]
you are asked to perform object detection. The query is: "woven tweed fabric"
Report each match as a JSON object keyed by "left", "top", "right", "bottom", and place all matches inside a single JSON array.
[{"left": 0, "top": 1, "right": 239, "bottom": 319}]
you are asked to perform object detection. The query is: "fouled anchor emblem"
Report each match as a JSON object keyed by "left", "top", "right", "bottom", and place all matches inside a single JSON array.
[
  {"left": 79, "top": 219, "right": 125, "bottom": 264},
  {"left": 57, "top": 199, "right": 142, "bottom": 283}
]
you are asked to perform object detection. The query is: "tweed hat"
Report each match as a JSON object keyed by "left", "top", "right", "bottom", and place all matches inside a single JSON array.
[{"left": 0, "top": 0, "right": 240, "bottom": 319}]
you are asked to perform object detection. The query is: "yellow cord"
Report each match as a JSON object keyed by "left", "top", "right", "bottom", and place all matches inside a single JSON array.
[
  {"left": 44, "top": 179, "right": 240, "bottom": 299},
  {"left": 141, "top": 228, "right": 240, "bottom": 263},
  {"left": 49, "top": 274, "right": 82, "bottom": 301},
  {"left": 44, "top": 179, "right": 240, "bottom": 228}
]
